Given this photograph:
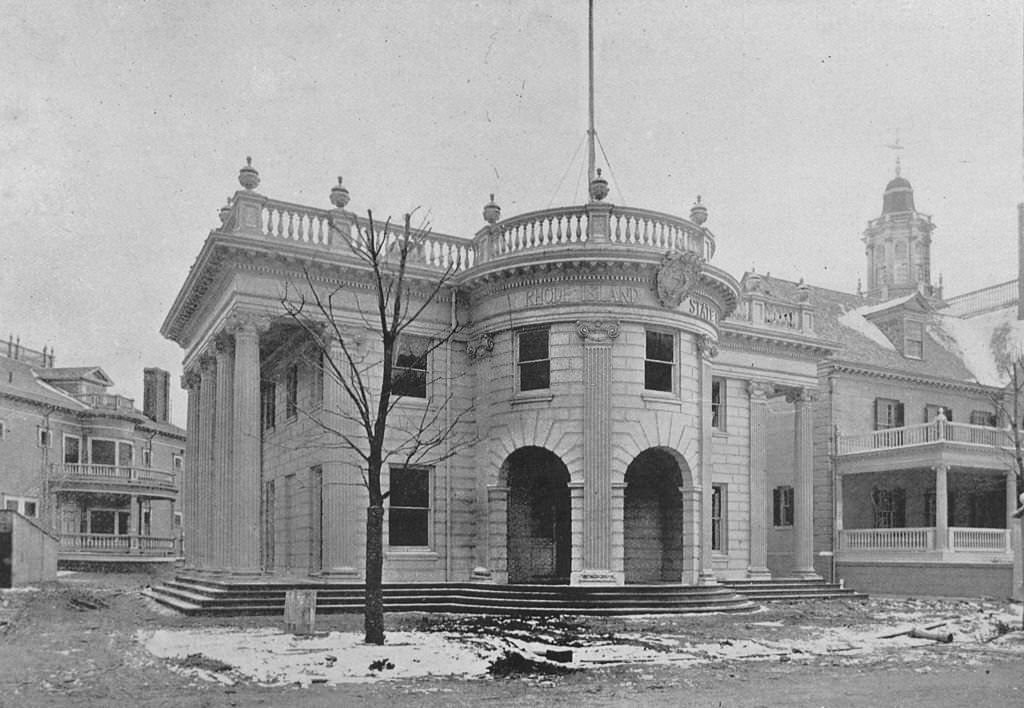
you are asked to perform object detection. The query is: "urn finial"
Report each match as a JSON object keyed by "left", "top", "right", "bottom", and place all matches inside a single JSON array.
[
  {"left": 482, "top": 193, "right": 501, "bottom": 224},
  {"left": 218, "top": 197, "right": 232, "bottom": 224},
  {"left": 690, "top": 195, "right": 708, "bottom": 225},
  {"left": 589, "top": 168, "right": 609, "bottom": 201},
  {"left": 238, "top": 156, "right": 260, "bottom": 190},
  {"left": 330, "top": 176, "right": 351, "bottom": 209}
]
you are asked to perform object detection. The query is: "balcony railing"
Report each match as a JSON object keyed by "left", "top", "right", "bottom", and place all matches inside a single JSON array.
[
  {"left": 838, "top": 527, "right": 1010, "bottom": 553},
  {"left": 836, "top": 420, "right": 1013, "bottom": 456},
  {"left": 50, "top": 463, "right": 177, "bottom": 491},
  {"left": 74, "top": 393, "right": 136, "bottom": 411},
  {"left": 59, "top": 533, "right": 180, "bottom": 556},
  {"left": 223, "top": 191, "right": 714, "bottom": 276}
]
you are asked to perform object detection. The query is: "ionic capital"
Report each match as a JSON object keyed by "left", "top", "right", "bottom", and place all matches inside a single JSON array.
[
  {"left": 576, "top": 319, "right": 620, "bottom": 344},
  {"left": 198, "top": 352, "right": 217, "bottom": 374},
  {"left": 224, "top": 309, "right": 273, "bottom": 337},
  {"left": 785, "top": 387, "right": 818, "bottom": 404},
  {"left": 467, "top": 333, "right": 494, "bottom": 360},
  {"left": 214, "top": 330, "right": 235, "bottom": 356},
  {"left": 696, "top": 334, "right": 719, "bottom": 360},
  {"left": 180, "top": 369, "right": 201, "bottom": 391},
  {"left": 747, "top": 380, "right": 774, "bottom": 400}
]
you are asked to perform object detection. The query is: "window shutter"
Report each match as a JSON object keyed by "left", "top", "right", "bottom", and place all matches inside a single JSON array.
[
  {"left": 772, "top": 487, "right": 781, "bottom": 526},
  {"left": 873, "top": 399, "right": 885, "bottom": 430},
  {"left": 894, "top": 488, "right": 906, "bottom": 527},
  {"left": 895, "top": 402, "right": 905, "bottom": 427}
]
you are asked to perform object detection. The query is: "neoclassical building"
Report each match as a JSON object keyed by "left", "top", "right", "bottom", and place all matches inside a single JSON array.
[{"left": 161, "top": 161, "right": 1020, "bottom": 598}]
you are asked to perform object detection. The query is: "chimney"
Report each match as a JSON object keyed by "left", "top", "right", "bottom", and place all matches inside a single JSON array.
[
  {"left": 143, "top": 367, "right": 171, "bottom": 423},
  {"left": 1019, "top": 203, "right": 1024, "bottom": 320}
]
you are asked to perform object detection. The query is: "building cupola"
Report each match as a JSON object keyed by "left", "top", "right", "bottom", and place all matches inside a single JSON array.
[{"left": 881, "top": 167, "right": 916, "bottom": 214}]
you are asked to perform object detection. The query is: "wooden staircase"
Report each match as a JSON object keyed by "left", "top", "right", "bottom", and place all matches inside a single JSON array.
[{"left": 144, "top": 574, "right": 760, "bottom": 617}]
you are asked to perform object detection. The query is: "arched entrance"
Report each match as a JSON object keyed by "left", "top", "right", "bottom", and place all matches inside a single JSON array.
[
  {"left": 623, "top": 448, "right": 685, "bottom": 584},
  {"left": 504, "top": 447, "right": 571, "bottom": 584}
]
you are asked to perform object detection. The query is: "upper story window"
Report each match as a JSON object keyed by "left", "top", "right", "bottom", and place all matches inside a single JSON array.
[
  {"left": 0, "top": 420, "right": 6, "bottom": 440},
  {"left": 388, "top": 466, "right": 431, "bottom": 547},
  {"left": 38, "top": 426, "right": 51, "bottom": 448},
  {"left": 64, "top": 434, "right": 81, "bottom": 464},
  {"left": 172, "top": 454, "right": 184, "bottom": 474},
  {"left": 904, "top": 321, "right": 924, "bottom": 359},
  {"left": 312, "top": 358, "right": 324, "bottom": 409},
  {"left": 142, "top": 448, "right": 152, "bottom": 468},
  {"left": 518, "top": 328, "right": 550, "bottom": 392},
  {"left": 392, "top": 335, "right": 429, "bottom": 399},
  {"left": 772, "top": 485, "right": 794, "bottom": 527},
  {"left": 874, "top": 398, "right": 904, "bottom": 430},
  {"left": 644, "top": 330, "right": 673, "bottom": 392},
  {"left": 3, "top": 496, "right": 37, "bottom": 518},
  {"left": 970, "top": 410, "right": 997, "bottom": 427},
  {"left": 285, "top": 364, "right": 299, "bottom": 419},
  {"left": 89, "top": 439, "right": 134, "bottom": 467},
  {"left": 711, "top": 377, "right": 726, "bottom": 430},
  {"left": 261, "top": 381, "right": 276, "bottom": 430},
  {"left": 924, "top": 404, "right": 952, "bottom": 423}
]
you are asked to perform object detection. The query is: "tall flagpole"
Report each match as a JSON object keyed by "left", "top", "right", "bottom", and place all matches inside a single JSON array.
[{"left": 587, "top": 0, "right": 596, "bottom": 184}]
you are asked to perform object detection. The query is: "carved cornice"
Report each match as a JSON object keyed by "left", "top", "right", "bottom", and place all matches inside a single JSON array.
[
  {"left": 576, "top": 319, "right": 620, "bottom": 343},
  {"left": 785, "top": 387, "right": 818, "bottom": 404},
  {"left": 822, "top": 360, "right": 1000, "bottom": 395}
]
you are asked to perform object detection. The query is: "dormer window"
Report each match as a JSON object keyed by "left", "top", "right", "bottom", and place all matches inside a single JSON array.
[{"left": 904, "top": 321, "right": 923, "bottom": 359}]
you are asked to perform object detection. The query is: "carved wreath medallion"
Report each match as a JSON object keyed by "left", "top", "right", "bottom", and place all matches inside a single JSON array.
[{"left": 656, "top": 250, "right": 703, "bottom": 308}]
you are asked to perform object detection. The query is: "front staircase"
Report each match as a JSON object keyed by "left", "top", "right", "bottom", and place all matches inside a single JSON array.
[{"left": 144, "top": 574, "right": 865, "bottom": 617}]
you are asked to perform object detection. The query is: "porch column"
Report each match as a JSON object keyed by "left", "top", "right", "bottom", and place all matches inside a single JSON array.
[
  {"left": 746, "top": 381, "right": 773, "bottom": 578},
  {"left": 321, "top": 338, "right": 361, "bottom": 579},
  {"left": 213, "top": 333, "right": 234, "bottom": 570},
  {"left": 697, "top": 336, "right": 718, "bottom": 584},
  {"left": 180, "top": 370, "right": 201, "bottom": 568},
  {"left": 229, "top": 317, "right": 263, "bottom": 573},
  {"left": 196, "top": 353, "right": 217, "bottom": 570},
  {"left": 789, "top": 388, "right": 820, "bottom": 579},
  {"left": 128, "top": 494, "right": 139, "bottom": 554},
  {"left": 573, "top": 320, "right": 619, "bottom": 585},
  {"left": 934, "top": 464, "right": 949, "bottom": 552}
]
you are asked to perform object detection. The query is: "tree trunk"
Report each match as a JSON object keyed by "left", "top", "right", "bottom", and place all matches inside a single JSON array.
[{"left": 364, "top": 504, "right": 385, "bottom": 644}]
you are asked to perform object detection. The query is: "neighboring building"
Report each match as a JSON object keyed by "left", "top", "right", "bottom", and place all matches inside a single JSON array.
[
  {"left": 0, "top": 339, "right": 186, "bottom": 564},
  {"left": 160, "top": 158, "right": 1021, "bottom": 598}
]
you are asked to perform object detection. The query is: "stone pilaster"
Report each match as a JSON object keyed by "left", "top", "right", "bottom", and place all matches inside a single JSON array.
[
  {"left": 934, "top": 463, "right": 949, "bottom": 552},
  {"left": 486, "top": 485, "right": 510, "bottom": 584},
  {"left": 572, "top": 320, "right": 619, "bottom": 585},
  {"left": 180, "top": 370, "right": 201, "bottom": 568},
  {"left": 213, "top": 333, "right": 234, "bottom": 570},
  {"left": 789, "top": 388, "right": 820, "bottom": 579},
  {"left": 196, "top": 353, "right": 217, "bottom": 570},
  {"left": 746, "top": 381, "right": 773, "bottom": 579},
  {"left": 228, "top": 316, "right": 263, "bottom": 573},
  {"left": 697, "top": 335, "right": 718, "bottom": 584},
  {"left": 680, "top": 486, "right": 701, "bottom": 585}
]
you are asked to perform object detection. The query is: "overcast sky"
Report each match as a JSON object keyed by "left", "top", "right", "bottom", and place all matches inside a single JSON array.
[{"left": 1, "top": 0, "right": 1021, "bottom": 427}]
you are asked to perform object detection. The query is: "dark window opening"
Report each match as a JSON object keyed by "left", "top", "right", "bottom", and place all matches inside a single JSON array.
[
  {"left": 392, "top": 336, "right": 429, "bottom": 398},
  {"left": 389, "top": 466, "right": 430, "bottom": 546},
  {"left": 518, "top": 328, "right": 550, "bottom": 392},
  {"left": 644, "top": 330, "right": 674, "bottom": 391},
  {"left": 711, "top": 484, "right": 725, "bottom": 550},
  {"left": 711, "top": 377, "right": 726, "bottom": 430},
  {"left": 285, "top": 364, "right": 299, "bottom": 419},
  {"left": 261, "top": 381, "right": 276, "bottom": 430},
  {"left": 773, "top": 485, "right": 794, "bottom": 527}
]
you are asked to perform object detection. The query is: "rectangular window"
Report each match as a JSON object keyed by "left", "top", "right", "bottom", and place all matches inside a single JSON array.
[
  {"left": 38, "top": 427, "right": 51, "bottom": 448},
  {"left": 970, "top": 410, "right": 996, "bottom": 427},
  {"left": 392, "top": 335, "right": 429, "bottom": 398},
  {"left": 24, "top": 501, "right": 37, "bottom": 518},
  {"left": 64, "top": 435, "right": 81, "bottom": 464},
  {"left": 711, "top": 484, "right": 726, "bottom": 551},
  {"left": 261, "top": 381, "right": 276, "bottom": 430},
  {"left": 172, "top": 454, "right": 184, "bottom": 473},
  {"left": 872, "top": 487, "right": 906, "bottom": 528},
  {"left": 312, "top": 357, "right": 324, "bottom": 409},
  {"left": 924, "top": 404, "right": 952, "bottom": 422},
  {"left": 118, "top": 441, "right": 134, "bottom": 467},
  {"left": 711, "top": 377, "right": 726, "bottom": 430},
  {"left": 388, "top": 466, "right": 430, "bottom": 546},
  {"left": 518, "top": 328, "right": 550, "bottom": 392},
  {"left": 285, "top": 364, "right": 299, "bottom": 419},
  {"left": 873, "top": 398, "right": 904, "bottom": 430},
  {"left": 4, "top": 500, "right": 17, "bottom": 511},
  {"left": 644, "top": 330, "right": 674, "bottom": 392},
  {"left": 90, "top": 439, "right": 116, "bottom": 466},
  {"left": 904, "top": 321, "right": 924, "bottom": 359},
  {"left": 0, "top": 420, "right": 6, "bottom": 440},
  {"left": 2, "top": 496, "right": 37, "bottom": 517},
  {"left": 772, "top": 485, "right": 794, "bottom": 527},
  {"left": 142, "top": 448, "right": 152, "bottom": 468}
]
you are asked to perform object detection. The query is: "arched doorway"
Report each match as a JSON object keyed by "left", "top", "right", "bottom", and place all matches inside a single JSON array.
[
  {"left": 623, "top": 448, "right": 685, "bottom": 584},
  {"left": 504, "top": 447, "right": 571, "bottom": 584}
]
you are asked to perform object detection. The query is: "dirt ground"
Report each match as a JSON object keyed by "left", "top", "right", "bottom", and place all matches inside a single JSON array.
[{"left": 1, "top": 570, "right": 1022, "bottom": 707}]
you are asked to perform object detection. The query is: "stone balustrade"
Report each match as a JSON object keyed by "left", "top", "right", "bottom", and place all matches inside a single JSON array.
[
  {"left": 837, "top": 420, "right": 1012, "bottom": 455},
  {"left": 75, "top": 393, "right": 136, "bottom": 411},
  {"left": 838, "top": 527, "right": 1010, "bottom": 554},
  {"left": 50, "top": 463, "right": 177, "bottom": 491}
]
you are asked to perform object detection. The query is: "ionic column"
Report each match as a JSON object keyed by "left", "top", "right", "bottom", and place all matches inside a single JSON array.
[
  {"left": 213, "top": 333, "right": 234, "bottom": 570},
  {"left": 747, "top": 381, "right": 773, "bottom": 579},
  {"left": 180, "top": 370, "right": 201, "bottom": 568},
  {"left": 697, "top": 335, "right": 718, "bottom": 584},
  {"left": 128, "top": 494, "right": 139, "bottom": 554},
  {"left": 934, "top": 463, "right": 949, "bottom": 552},
  {"left": 573, "top": 320, "right": 619, "bottom": 586},
  {"left": 321, "top": 337, "right": 361, "bottom": 578},
  {"left": 196, "top": 353, "right": 218, "bottom": 570},
  {"left": 789, "top": 388, "right": 820, "bottom": 579},
  {"left": 229, "top": 317, "right": 263, "bottom": 573}
]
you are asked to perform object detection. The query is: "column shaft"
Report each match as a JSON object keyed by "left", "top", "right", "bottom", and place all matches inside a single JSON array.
[
  {"left": 792, "top": 391, "right": 819, "bottom": 578},
  {"left": 196, "top": 356, "right": 217, "bottom": 570},
  {"left": 698, "top": 345, "right": 715, "bottom": 583},
  {"left": 935, "top": 464, "right": 949, "bottom": 551},
  {"left": 181, "top": 373, "right": 200, "bottom": 567},
  {"left": 213, "top": 340, "right": 234, "bottom": 569},
  {"left": 747, "top": 382, "right": 771, "bottom": 578},
  {"left": 231, "top": 325, "right": 262, "bottom": 572}
]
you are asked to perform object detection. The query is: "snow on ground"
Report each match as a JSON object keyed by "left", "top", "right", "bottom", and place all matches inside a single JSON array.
[{"left": 138, "top": 601, "right": 1024, "bottom": 687}]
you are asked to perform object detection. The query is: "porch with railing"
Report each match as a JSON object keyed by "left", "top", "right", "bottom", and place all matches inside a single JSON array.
[
  {"left": 838, "top": 527, "right": 1011, "bottom": 554},
  {"left": 836, "top": 420, "right": 1014, "bottom": 456},
  {"left": 59, "top": 533, "right": 181, "bottom": 557},
  {"left": 49, "top": 463, "right": 177, "bottom": 492}
]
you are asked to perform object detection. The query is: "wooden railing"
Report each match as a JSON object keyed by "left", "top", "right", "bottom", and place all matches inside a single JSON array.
[
  {"left": 75, "top": 393, "right": 136, "bottom": 411},
  {"left": 838, "top": 527, "right": 1010, "bottom": 554},
  {"left": 59, "top": 533, "right": 180, "bottom": 556},
  {"left": 839, "top": 527, "right": 934, "bottom": 551},
  {"left": 837, "top": 420, "right": 1013, "bottom": 455},
  {"left": 943, "top": 279, "right": 1018, "bottom": 317},
  {"left": 949, "top": 527, "right": 1010, "bottom": 552},
  {"left": 50, "top": 464, "right": 176, "bottom": 490}
]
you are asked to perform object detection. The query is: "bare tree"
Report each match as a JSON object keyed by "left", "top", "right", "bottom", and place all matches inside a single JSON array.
[
  {"left": 278, "top": 210, "right": 468, "bottom": 644},
  {"left": 988, "top": 324, "right": 1024, "bottom": 491}
]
